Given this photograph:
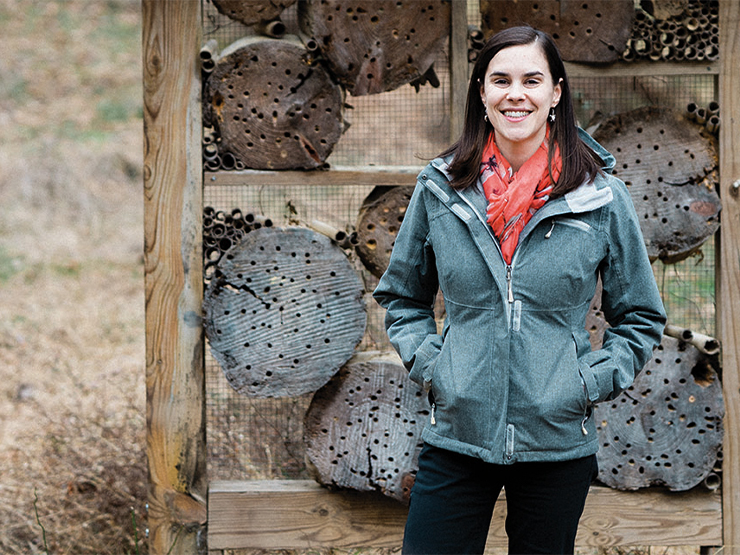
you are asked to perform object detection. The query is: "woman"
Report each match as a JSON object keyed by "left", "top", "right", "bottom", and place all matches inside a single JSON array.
[{"left": 373, "top": 26, "right": 666, "bottom": 554}]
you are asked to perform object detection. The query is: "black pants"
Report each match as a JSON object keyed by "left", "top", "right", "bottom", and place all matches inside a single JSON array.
[{"left": 403, "top": 444, "right": 598, "bottom": 555}]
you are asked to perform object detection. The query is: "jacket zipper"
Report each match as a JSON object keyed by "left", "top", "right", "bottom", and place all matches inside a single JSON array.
[
  {"left": 430, "top": 402, "right": 436, "bottom": 425},
  {"left": 506, "top": 265, "right": 514, "bottom": 303}
]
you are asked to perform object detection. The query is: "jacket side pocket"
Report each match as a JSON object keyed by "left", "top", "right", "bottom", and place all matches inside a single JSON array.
[{"left": 408, "top": 333, "right": 442, "bottom": 388}]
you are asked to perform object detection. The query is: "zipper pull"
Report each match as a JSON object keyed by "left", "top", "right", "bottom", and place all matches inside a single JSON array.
[
  {"left": 506, "top": 266, "right": 514, "bottom": 303},
  {"left": 430, "top": 403, "right": 436, "bottom": 425},
  {"left": 581, "top": 415, "right": 589, "bottom": 436},
  {"left": 545, "top": 221, "right": 555, "bottom": 239}
]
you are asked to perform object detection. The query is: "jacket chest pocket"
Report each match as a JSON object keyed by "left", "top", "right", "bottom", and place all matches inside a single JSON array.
[
  {"left": 428, "top": 211, "right": 500, "bottom": 308},
  {"left": 518, "top": 217, "right": 605, "bottom": 310}
]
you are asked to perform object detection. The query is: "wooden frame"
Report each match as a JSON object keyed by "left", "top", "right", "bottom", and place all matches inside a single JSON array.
[
  {"left": 143, "top": 1, "right": 206, "bottom": 553},
  {"left": 143, "top": 1, "right": 740, "bottom": 553}
]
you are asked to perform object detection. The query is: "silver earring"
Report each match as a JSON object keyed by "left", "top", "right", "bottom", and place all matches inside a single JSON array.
[
  {"left": 484, "top": 112, "right": 489, "bottom": 123},
  {"left": 549, "top": 108, "right": 556, "bottom": 123}
]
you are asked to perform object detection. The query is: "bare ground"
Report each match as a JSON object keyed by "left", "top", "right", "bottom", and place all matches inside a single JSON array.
[{"left": 0, "top": 1, "right": 147, "bottom": 552}]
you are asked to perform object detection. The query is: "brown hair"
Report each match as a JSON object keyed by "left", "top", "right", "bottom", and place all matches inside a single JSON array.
[{"left": 441, "top": 26, "right": 603, "bottom": 196}]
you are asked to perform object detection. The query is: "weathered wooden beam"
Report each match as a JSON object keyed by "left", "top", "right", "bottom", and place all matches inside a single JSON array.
[
  {"left": 207, "top": 480, "right": 722, "bottom": 550},
  {"left": 564, "top": 60, "right": 719, "bottom": 78},
  {"left": 718, "top": 0, "right": 740, "bottom": 551},
  {"left": 142, "top": 1, "right": 206, "bottom": 553},
  {"left": 204, "top": 167, "right": 421, "bottom": 187},
  {"left": 449, "top": 0, "right": 468, "bottom": 142}
]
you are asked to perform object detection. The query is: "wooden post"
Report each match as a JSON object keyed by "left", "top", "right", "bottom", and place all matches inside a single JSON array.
[
  {"left": 718, "top": 0, "right": 740, "bottom": 552},
  {"left": 449, "top": 0, "right": 468, "bottom": 142},
  {"left": 142, "top": 1, "right": 206, "bottom": 554}
]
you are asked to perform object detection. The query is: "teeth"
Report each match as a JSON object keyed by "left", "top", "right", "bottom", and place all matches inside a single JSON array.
[{"left": 504, "top": 111, "right": 529, "bottom": 118}]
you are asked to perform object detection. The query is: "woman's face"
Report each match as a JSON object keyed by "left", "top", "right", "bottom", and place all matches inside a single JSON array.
[{"left": 479, "top": 42, "right": 562, "bottom": 167}]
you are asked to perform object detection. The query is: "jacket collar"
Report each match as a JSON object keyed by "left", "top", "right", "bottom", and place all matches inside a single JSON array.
[{"left": 428, "top": 127, "right": 615, "bottom": 218}]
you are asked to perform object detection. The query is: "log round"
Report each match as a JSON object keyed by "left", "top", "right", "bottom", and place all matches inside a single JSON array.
[
  {"left": 204, "top": 226, "right": 366, "bottom": 398},
  {"left": 355, "top": 186, "right": 414, "bottom": 278},
  {"left": 594, "top": 335, "right": 724, "bottom": 491},
  {"left": 211, "top": 0, "right": 296, "bottom": 26},
  {"left": 203, "top": 38, "right": 344, "bottom": 170},
  {"left": 304, "top": 356, "right": 428, "bottom": 503},
  {"left": 480, "top": 0, "right": 634, "bottom": 63},
  {"left": 297, "top": 0, "right": 450, "bottom": 95},
  {"left": 592, "top": 106, "right": 720, "bottom": 264}
]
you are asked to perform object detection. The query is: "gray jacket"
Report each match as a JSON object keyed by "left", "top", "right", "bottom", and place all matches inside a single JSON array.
[{"left": 373, "top": 131, "right": 666, "bottom": 464}]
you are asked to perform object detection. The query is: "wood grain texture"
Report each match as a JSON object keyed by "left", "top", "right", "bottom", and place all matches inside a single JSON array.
[
  {"left": 205, "top": 167, "right": 420, "bottom": 187},
  {"left": 204, "top": 226, "right": 366, "bottom": 397},
  {"left": 203, "top": 38, "right": 344, "bottom": 170},
  {"left": 298, "top": 0, "right": 450, "bottom": 95},
  {"left": 592, "top": 106, "right": 720, "bottom": 263},
  {"left": 448, "top": 0, "right": 467, "bottom": 142},
  {"left": 304, "top": 356, "right": 427, "bottom": 503},
  {"left": 355, "top": 185, "right": 414, "bottom": 278},
  {"left": 142, "top": 1, "right": 206, "bottom": 553},
  {"left": 594, "top": 336, "right": 724, "bottom": 491},
  {"left": 211, "top": 0, "right": 296, "bottom": 26},
  {"left": 718, "top": 0, "right": 740, "bottom": 551},
  {"left": 207, "top": 480, "right": 721, "bottom": 550},
  {"left": 480, "top": 0, "right": 634, "bottom": 63}
]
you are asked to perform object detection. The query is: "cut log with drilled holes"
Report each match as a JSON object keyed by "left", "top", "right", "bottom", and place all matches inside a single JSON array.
[
  {"left": 592, "top": 106, "right": 720, "bottom": 264},
  {"left": 211, "top": 0, "right": 296, "bottom": 26},
  {"left": 355, "top": 186, "right": 414, "bottom": 278},
  {"left": 304, "top": 355, "right": 428, "bottom": 503},
  {"left": 297, "top": 0, "right": 450, "bottom": 95},
  {"left": 479, "top": 0, "right": 634, "bottom": 63},
  {"left": 203, "top": 38, "right": 344, "bottom": 170},
  {"left": 204, "top": 227, "right": 366, "bottom": 397},
  {"left": 594, "top": 335, "right": 724, "bottom": 491}
]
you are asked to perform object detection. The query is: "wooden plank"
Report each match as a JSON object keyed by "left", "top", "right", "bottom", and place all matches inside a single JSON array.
[
  {"left": 208, "top": 480, "right": 722, "bottom": 550},
  {"left": 718, "top": 1, "right": 740, "bottom": 552},
  {"left": 564, "top": 60, "right": 719, "bottom": 78},
  {"left": 449, "top": 0, "right": 468, "bottom": 142},
  {"left": 142, "top": 1, "right": 206, "bottom": 553},
  {"left": 205, "top": 167, "right": 421, "bottom": 187}
]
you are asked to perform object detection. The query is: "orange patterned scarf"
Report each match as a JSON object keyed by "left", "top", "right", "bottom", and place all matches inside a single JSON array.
[{"left": 480, "top": 132, "right": 562, "bottom": 264}]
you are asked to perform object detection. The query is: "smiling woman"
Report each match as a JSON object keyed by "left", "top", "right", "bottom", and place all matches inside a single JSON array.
[{"left": 373, "top": 25, "right": 666, "bottom": 555}]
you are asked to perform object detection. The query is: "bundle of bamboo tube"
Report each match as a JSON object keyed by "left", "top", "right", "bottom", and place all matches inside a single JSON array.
[
  {"left": 622, "top": 0, "right": 719, "bottom": 62},
  {"left": 687, "top": 100, "right": 720, "bottom": 136},
  {"left": 203, "top": 206, "right": 273, "bottom": 282},
  {"left": 202, "top": 126, "right": 249, "bottom": 172}
]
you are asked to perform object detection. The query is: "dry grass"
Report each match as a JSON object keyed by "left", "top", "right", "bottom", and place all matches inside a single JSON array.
[{"left": 0, "top": 0, "right": 146, "bottom": 553}]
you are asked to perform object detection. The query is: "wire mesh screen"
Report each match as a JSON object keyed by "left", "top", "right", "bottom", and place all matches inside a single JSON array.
[{"left": 202, "top": 0, "right": 717, "bottom": 481}]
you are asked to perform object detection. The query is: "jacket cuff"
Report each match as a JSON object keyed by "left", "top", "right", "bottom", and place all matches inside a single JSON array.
[{"left": 578, "top": 360, "right": 601, "bottom": 404}]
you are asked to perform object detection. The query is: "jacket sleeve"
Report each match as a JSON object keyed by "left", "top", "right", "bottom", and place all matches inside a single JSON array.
[
  {"left": 579, "top": 179, "right": 667, "bottom": 404},
  {"left": 373, "top": 181, "right": 442, "bottom": 387}
]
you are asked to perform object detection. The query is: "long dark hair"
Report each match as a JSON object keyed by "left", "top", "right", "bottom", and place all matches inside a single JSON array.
[{"left": 442, "top": 26, "right": 603, "bottom": 196}]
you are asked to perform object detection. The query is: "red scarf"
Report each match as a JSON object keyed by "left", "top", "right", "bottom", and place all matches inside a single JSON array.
[{"left": 480, "top": 132, "right": 562, "bottom": 264}]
